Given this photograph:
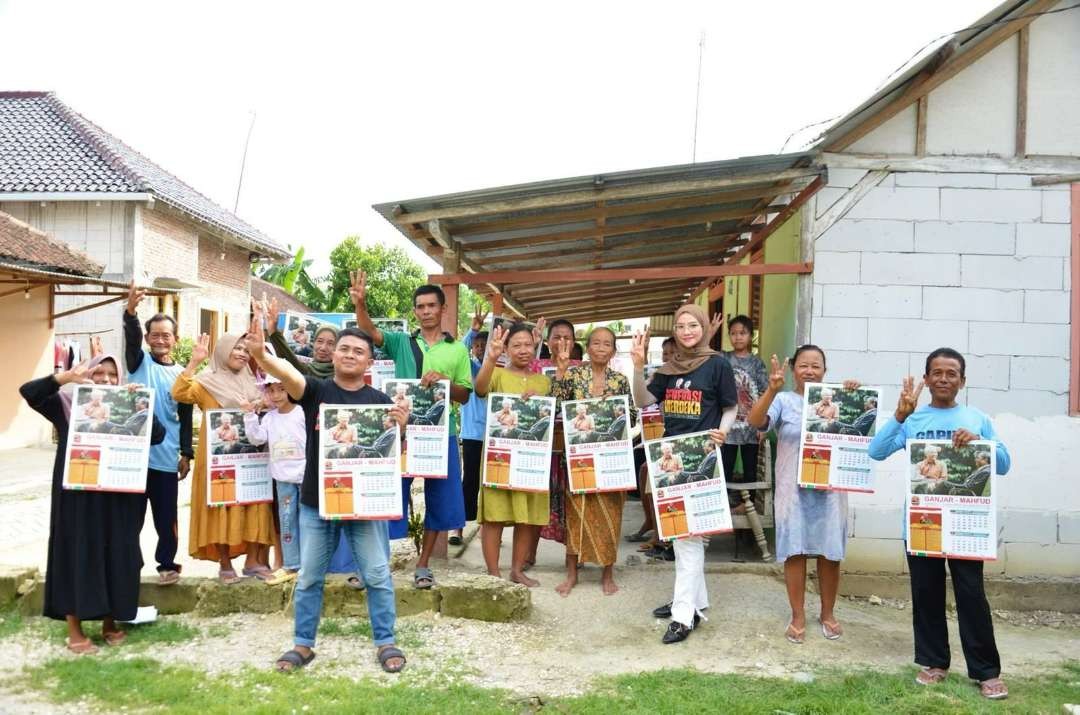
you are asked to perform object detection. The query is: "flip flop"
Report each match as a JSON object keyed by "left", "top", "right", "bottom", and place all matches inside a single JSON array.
[
  {"left": 978, "top": 677, "right": 1008, "bottom": 700},
  {"left": 243, "top": 566, "right": 273, "bottom": 581},
  {"left": 265, "top": 569, "right": 297, "bottom": 586},
  {"left": 377, "top": 645, "right": 407, "bottom": 673},
  {"left": 414, "top": 567, "right": 435, "bottom": 590},
  {"left": 66, "top": 638, "right": 98, "bottom": 655},
  {"left": 158, "top": 570, "right": 180, "bottom": 585},
  {"left": 819, "top": 618, "right": 843, "bottom": 640},
  {"left": 785, "top": 622, "right": 805, "bottom": 645},
  {"left": 448, "top": 535, "right": 463, "bottom": 546},
  {"left": 103, "top": 630, "right": 127, "bottom": 647},
  {"left": 346, "top": 575, "right": 366, "bottom": 591},
  {"left": 275, "top": 649, "right": 315, "bottom": 673},
  {"left": 218, "top": 569, "right": 243, "bottom": 585},
  {"left": 915, "top": 667, "right": 949, "bottom": 686},
  {"left": 626, "top": 531, "right": 652, "bottom": 543}
]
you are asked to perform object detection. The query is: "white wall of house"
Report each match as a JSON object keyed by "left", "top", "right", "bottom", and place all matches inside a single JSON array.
[
  {"left": 807, "top": 5, "right": 1080, "bottom": 576},
  {"left": 810, "top": 168, "right": 1078, "bottom": 577}
]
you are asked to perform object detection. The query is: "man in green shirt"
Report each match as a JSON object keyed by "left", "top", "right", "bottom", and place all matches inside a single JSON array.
[{"left": 349, "top": 271, "right": 472, "bottom": 589}]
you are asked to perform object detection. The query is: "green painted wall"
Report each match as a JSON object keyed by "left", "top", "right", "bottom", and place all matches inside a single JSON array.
[{"left": 760, "top": 212, "right": 799, "bottom": 365}]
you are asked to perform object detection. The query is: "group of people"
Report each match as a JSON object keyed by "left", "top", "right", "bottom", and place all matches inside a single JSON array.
[{"left": 21, "top": 272, "right": 1013, "bottom": 698}]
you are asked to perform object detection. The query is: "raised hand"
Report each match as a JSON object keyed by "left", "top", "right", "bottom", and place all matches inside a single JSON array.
[
  {"left": 471, "top": 306, "right": 489, "bottom": 333},
  {"left": 349, "top": 270, "right": 367, "bottom": 310},
  {"left": 630, "top": 327, "right": 650, "bottom": 369},
  {"left": 265, "top": 295, "right": 281, "bottom": 334},
  {"left": 895, "top": 376, "right": 924, "bottom": 422},
  {"left": 767, "top": 354, "right": 788, "bottom": 392},
  {"left": 552, "top": 338, "right": 571, "bottom": 375},
  {"left": 709, "top": 311, "right": 724, "bottom": 338},
  {"left": 57, "top": 359, "right": 94, "bottom": 386},
  {"left": 238, "top": 397, "right": 262, "bottom": 414},
  {"left": 89, "top": 335, "right": 104, "bottom": 358},
  {"left": 486, "top": 325, "right": 507, "bottom": 361},
  {"left": 190, "top": 333, "right": 211, "bottom": 367},
  {"left": 532, "top": 316, "right": 547, "bottom": 346},
  {"left": 246, "top": 311, "right": 267, "bottom": 359},
  {"left": 125, "top": 280, "right": 146, "bottom": 316}
]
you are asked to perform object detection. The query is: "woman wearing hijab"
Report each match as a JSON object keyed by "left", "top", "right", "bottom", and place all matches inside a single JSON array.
[
  {"left": 20, "top": 354, "right": 165, "bottom": 654},
  {"left": 550, "top": 326, "right": 636, "bottom": 597},
  {"left": 630, "top": 305, "right": 737, "bottom": 644},
  {"left": 264, "top": 297, "right": 337, "bottom": 379},
  {"left": 173, "top": 333, "right": 274, "bottom": 583}
]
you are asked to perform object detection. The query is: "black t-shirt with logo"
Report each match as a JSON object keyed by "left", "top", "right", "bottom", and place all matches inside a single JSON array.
[
  {"left": 293, "top": 376, "right": 393, "bottom": 508},
  {"left": 646, "top": 355, "right": 738, "bottom": 437}
]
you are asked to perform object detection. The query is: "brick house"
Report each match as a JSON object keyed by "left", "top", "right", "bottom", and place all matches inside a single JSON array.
[{"left": 0, "top": 91, "right": 291, "bottom": 362}]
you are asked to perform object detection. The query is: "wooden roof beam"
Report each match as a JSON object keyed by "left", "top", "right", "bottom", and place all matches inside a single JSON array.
[
  {"left": 520, "top": 284, "right": 697, "bottom": 310},
  {"left": 477, "top": 233, "right": 745, "bottom": 268},
  {"left": 449, "top": 183, "right": 799, "bottom": 236},
  {"left": 429, "top": 262, "right": 813, "bottom": 285},
  {"left": 510, "top": 280, "right": 693, "bottom": 302},
  {"left": 392, "top": 166, "right": 823, "bottom": 224}
]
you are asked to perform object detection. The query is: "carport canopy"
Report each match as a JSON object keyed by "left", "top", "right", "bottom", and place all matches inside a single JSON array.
[{"left": 373, "top": 152, "right": 824, "bottom": 329}]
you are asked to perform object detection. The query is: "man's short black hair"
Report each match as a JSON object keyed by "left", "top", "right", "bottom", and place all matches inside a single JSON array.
[
  {"left": 728, "top": 314, "right": 754, "bottom": 334},
  {"left": 925, "top": 347, "right": 966, "bottom": 377},
  {"left": 145, "top": 313, "right": 178, "bottom": 335},
  {"left": 413, "top": 285, "right": 446, "bottom": 306},
  {"left": 662, "top": 337, "right": 676, "bottom": 348},
  {"left": 476, "top": 330, "right": 489, "bottom": 341},
  {"left": 336, "top": 327, "right": 376, "bottom": 356}
]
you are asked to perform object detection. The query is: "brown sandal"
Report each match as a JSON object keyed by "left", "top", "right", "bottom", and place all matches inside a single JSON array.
[
  {"left": 66, "top": 638, "right": 98, "bottom": 655},
  {"left": 978, "top": 677, "right": 1008, "bottom": 700},
  {"left": 915, "top": 667, "right": 949, "bottom": 685},
  {"left": 103, "top": 630, "right": 126, "bottom": 647}
]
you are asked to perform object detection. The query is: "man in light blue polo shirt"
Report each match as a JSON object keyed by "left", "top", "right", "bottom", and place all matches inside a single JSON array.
[
  {"left": 123, "top": 282, "right": 193, "bottom": 585},
  {"left": 349, "top": 271, "right": 472, "bottom": 590}
]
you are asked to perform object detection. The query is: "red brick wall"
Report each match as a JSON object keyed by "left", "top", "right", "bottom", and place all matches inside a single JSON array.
[{"left": 197, "top": 236, "right": 250, "bottom": 290}]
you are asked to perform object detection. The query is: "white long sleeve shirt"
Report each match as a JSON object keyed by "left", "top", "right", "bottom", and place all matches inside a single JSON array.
[{"left": 243, "top": 406, "right": 306, "bottom": 484}]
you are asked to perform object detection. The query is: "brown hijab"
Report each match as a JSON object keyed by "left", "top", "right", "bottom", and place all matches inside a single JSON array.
[
  {"left": 194, "top": 333, "right": 262, "bottom": 408},
  {"left": 656, "top": 304, "right": 719, "bottom": 376}
]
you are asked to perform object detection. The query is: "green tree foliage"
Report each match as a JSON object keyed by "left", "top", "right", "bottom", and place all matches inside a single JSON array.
[{"left": 322, "top": 237, "right": 426, "bottom": 315}]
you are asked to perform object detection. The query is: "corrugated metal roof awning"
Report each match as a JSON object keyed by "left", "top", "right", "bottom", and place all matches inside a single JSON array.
[{"left": 373, "top": 152, "right": 824, "bottom": 320}]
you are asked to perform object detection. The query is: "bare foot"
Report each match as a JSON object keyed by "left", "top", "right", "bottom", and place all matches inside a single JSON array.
[
  {"left": 486, "top": 568, "right": 501, "bottom": 579},
  {"left": 554, "top": 576, "right": 576, "bottom": 597},
  {"left": 601, "top": 576, "right": 619, "bottom": 595},
  {"left": 509, "top": 570, "right": 540, "bottom": 588}
]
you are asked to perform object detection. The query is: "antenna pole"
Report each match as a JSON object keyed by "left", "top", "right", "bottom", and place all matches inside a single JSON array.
[
  {"left": 234, "top": 111, "right": 257, "bottom": 213},
  {"left": 691, "top": 31, "right": 705, "bottom": 163}
]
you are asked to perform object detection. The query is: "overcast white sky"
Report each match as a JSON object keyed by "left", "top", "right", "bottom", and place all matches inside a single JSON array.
[{"left": 1, "top": 0, "right": 997, "bottom": 275}]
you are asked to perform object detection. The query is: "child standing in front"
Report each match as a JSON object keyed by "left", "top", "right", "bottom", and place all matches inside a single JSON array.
[{"left": 244, "top": 372, "right": 306, "bottom": 585}]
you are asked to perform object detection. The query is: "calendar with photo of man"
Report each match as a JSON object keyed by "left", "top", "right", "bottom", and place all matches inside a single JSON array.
[
  {"left": 483, "top": 393, "right": 556, "bottom": 492},
  {"left": 906, "top": 439, "right": 997, "bottom": 561},
  {"left": 561, "top": 396, "right": 635, "bottom": 494},
  {"left": 318, "top": 404, "right": 402, "bottom": 519},
  {"left": 205, "top": 409, "right": 271, "bottom": 507},
  {"left": 796, "top": 382, "right": 881, "bottom": 494},
  {"left": 383, "top": 378, "right": 450, "bottom": 478},
  {"left": 63, "top": 384, "right": 156, "bottom": 493},
  {"left": 645, "top": 430, "right": 732, "bottom": 540}
]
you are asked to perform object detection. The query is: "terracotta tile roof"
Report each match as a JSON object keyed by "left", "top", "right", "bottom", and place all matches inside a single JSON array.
[
  {"left": 0, "top": 209, "right": 103, "bottom": 277},
  {"left": 252, "top": 277, "right": 313, "bottom": 314},
  {"left": 0, "top": 91, "right": 289, "bottom": 258}
]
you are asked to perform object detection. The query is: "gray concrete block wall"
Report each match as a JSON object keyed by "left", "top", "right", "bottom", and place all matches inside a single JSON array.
[{"left": 811, "top": 168, "right": 1078, "bottom": 577}]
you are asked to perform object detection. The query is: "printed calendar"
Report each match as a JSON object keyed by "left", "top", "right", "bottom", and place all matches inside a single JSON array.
[
  {"left": 796, "top": 383, "right": 881, "bottom": 493},
  {"left": 645, "top": 429, "right": 733, "bottom": 541},
  {"left": 562, "top": 396, "right": 636, "bottom": 494},
  {"left": 63, "top": 384, "right": 156, "bottom": 494},
  {"left": 482, "top": 393, "right": 556, "bottom": 492}
]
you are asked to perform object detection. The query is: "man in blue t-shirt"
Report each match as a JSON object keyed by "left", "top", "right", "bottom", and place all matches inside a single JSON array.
[
  {"left": 869, "top": 347, "right": 1011, "bottom": 701},
  {"left": 123, "top": 283, "right": 193, "bottom": 585}
]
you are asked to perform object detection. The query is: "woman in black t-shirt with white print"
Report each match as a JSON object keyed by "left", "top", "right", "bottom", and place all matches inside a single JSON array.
[{"left": 631, "top": 304, "right": 737, "bottom": 644}]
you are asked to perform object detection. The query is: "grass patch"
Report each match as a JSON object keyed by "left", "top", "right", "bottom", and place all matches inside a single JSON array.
[
  {"left": 0, "top": 608, "right": 24, "bottom": 638},
  {"left": 561, "top": 664, "right": 1080, "bottom": 715},
  {"left": 28, "top": 615, "right": 199, "bottom": 648},
  {"left": 318, "top": 617, "right": 372, "bottom": 639},
  {"left": 27, "top": 657, "right": 511, "bottom": 715},
  {"left": 23, "top": 655, "right": 1080, "bottom": 715}
]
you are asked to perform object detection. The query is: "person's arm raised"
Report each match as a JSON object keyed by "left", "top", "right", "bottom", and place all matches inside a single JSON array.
[
  {"left": 123, "top": 281, "right": 146, "bottom": 373},
  {"left": 473, "top": 324, "right": 506, "bottom": 398},
  {"left": 247, "top": 308, "right": 306, "bottom": 401},
  {"left": 348, "top": 270, "right": 385, "bottom": 347},
  {"left": 629, "top": 328, "right": 657, "bottom": 408},
  {"left": 747, "top": 354, "right": 787, "bottom": 430}
]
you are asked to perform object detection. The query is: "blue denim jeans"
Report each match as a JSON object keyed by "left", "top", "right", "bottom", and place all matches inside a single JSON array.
[
  {"left": 276, "top": 482, "right": 301, "bottom": 571},
  {"left": 294, "top": 504, "right": 396, "bottom": 648}
]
